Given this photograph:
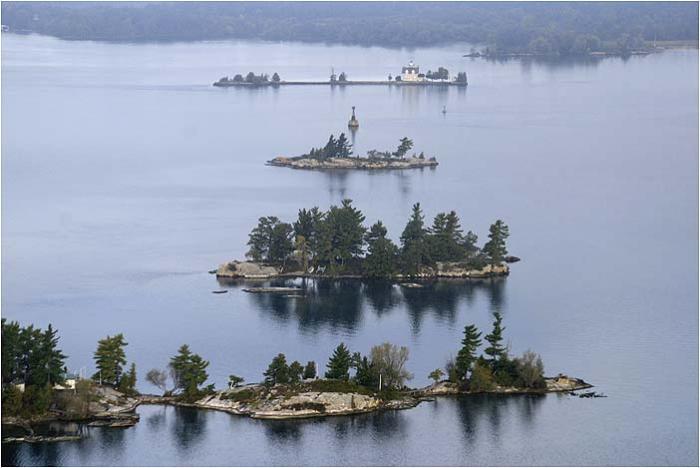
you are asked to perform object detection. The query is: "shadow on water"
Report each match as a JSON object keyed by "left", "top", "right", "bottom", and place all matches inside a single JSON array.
[{"left": 218, "top": 277, "right": 507, "bottom": 334}]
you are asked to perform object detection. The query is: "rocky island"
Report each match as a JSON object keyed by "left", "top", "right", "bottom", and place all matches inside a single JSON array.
[
  {"left": 216, "top": 201, "right": 513, "bottom": 281},
  {"left": 267, "top": 134, "right": 438, "bottom": 171},
  {"left": 2, "top": 314, "right": 595, "bottom": 444}
]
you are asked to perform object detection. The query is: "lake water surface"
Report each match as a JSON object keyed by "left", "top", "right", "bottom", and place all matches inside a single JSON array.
[{"left": 1, "top": 34, "right": 698, "bottom": 466}]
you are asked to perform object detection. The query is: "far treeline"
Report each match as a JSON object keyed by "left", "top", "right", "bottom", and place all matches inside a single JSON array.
[
  {"left": 2, "top": 3, "right": 696, "bottom": 54},
  {"left": 2, "top": 311, "right": 546, "bottom": 413},
  {"left": 246, "top": 200, "right": 510, "bottom": 277}
]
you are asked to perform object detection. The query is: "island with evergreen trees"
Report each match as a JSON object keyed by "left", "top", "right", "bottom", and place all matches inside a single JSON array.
[
  {"left": 267, "top": 134, "right": 438, "bottom": 171},
  {"left": 216, "top": 200, "right": 514, "bottom": 281},
  {"left": 1, "top": 314, "right": 593, "bottom": 443}
]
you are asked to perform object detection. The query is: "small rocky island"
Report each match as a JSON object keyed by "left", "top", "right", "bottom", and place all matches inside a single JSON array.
[
  {"left": 267, "top": 133, "right": 437, "bottom": 171},
  {"left": 216, "top": 201, "right": 513, "bottom": 281}
]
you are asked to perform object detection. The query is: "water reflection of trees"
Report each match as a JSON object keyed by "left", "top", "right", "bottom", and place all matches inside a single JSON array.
[
  {"left": 171, "top": 407, "right": 208, "bottom": 451},
  {"left": 455, "top": 394, "right": 544, "bottom": 445},
  {"left": 219, "top": 277, "right": 507, "bottom": 334}
]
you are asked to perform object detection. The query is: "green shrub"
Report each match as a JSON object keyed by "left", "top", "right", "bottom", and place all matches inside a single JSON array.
[
  {"left": 307, "top": 379, "right": 374, "bottom": 396},
  {"left": 221, "top": 388, "right": 258, "bottom": 403},
  {"left": 468, "top": 363, "right": 496, "bottom": 392},
  {"left": 1, "top": 385, "right": 23, "bottom": 416}
]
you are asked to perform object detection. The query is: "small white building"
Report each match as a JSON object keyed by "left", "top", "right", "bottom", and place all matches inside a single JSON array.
[{"left": 401, "top": 61, "right": 422, "bottom": 82}]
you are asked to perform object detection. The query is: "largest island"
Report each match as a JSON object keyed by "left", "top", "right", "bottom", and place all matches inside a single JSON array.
[{"left": 216, "top": 200, "right": 514, "bottom": 281}]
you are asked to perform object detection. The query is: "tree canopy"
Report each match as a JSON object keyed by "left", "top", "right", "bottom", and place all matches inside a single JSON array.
[{"left": 245, "top": 201, "right": 510, "bottom": 277}]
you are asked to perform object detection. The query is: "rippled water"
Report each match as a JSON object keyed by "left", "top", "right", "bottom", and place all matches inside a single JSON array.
[{"left": 1, "top": 34, "right": 698, "bottom": 466}]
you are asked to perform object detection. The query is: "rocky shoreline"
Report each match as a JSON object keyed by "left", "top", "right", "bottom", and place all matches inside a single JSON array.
[
  {"left": 2, "top": 375, "right": 592, "bottom": 444},
  {"left": 266, "top": 155, "right": 438, "bottom": 171},
  {"left": 215, "top": 260, "right": 510, "bottom": 280}
]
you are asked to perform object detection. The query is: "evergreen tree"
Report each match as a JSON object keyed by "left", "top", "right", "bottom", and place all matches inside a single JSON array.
[
  {"left": 364, "top": 221, "right": 398, "bottom": 278},
  {"left": 169, "top": 344, "right": 210, "bottom": 401},
  {"left": 92, "top": 334, "right": 128, "bottom": 386},
  {"left": 303, "top": 361, "right": 317, "bottom": 379},
  {"left": 272, "top": 72, "right": 281, "bottom": 82},
  {"left": 393, "top": 137, "right": 414, "bottom": 158},
  {"left": 118, "top": 362, "right": 137, "bottom": 396},
  {"left": 289, "top": 361, "right": 304, "bottom": 383},
  {"left": 400, "top": 203, "right": 429, "bottom": 275},
  {"left": 39, "top": 325, "right": 67, "bottom": 387},
  {"left": 316, "top": 199, "right": 366, "bottom": 270},
  {"left": 293, "top": 207, "right": 324, "bottom": 262},
  {"left": 483, "top": 312, "right": 507, "bottom": 366},
  {"left": 483, "top": 220, "right": 510, "bottom": 266},
  {"left": 263, "top": 353, "right": 289, "bottom": 385},
  {"left": 325, "top": 343, "right": 352, "bottom": 380},
  {"left": 322, "top": 134, "right": 337, "bottom": 158},
  {"left": 335, "top": 133, "right": 353, "bottom": 158},
  {"left": 455, "top": 324, "right": 482, "bottom": 381},
  {"left": 354, "top": 355, "right": 378, "bottom": 389},
  {"left": 228, "top": 374, "right": 244, "bottom": 388},
  {"left": 246, "top": 216, "right": 294, "bottom": 264}
]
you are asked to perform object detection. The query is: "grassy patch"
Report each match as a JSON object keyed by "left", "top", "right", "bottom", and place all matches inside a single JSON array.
[
  {"left": 304, "top": 379, "right": 375, "bottom": 396},
  {"left": 220, "top": 389, "right": 258, "bottom": 403}
]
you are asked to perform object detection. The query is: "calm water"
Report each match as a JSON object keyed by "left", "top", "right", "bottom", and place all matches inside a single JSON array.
[{"left": 1, "top": 34, "right": 698, "bottom": 466}]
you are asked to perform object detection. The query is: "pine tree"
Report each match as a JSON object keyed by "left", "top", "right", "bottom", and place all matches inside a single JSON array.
[
  {"left": 484, "top": 312, "right": 507, "bottom": 366},
  {"left": 303, "top": 361, "right": 317, "bottom": 379},
  {"left": 92, "top": 334, "right": 128, "bottom": 386},
  {"left": 455, "top": 324, "right": 482, "bottom": 381},
  {"left": 393, "top": 137, "right": 414, "bottom": 158},
  {"left": 322, "top": 134, "right": 337, "bottom": 158},
  {"left": 263, "top": 353, "right": 289, "bottom": 385},
  {"left": 364, "top": 221, "right": 398, "bottom": 278},
  {"left": 336, "top": 133, "right": 353, "bottom": 158},
  {"left": 289, "top": 361, "right": 304, "bottom": 383},
  {"left": 169, "top": 344, "right": 209, "bottom": 401},
  {"left": 400, "top": 203, "right": 429, "bottom": 275},
  {"left": 118, "top": 362, "right": 137, "bottom": 396},
  {"left": 246, "top": 216, "right": 294, "bottom": 264},
  {"left": 41, "top": 324, "right": 67, "bottom": 387},
  {"left": 483, "top": 220, "right": 510, "bottom": 266},
  {"left": 325, "top": 343, "right": 352, "bottom": 380},
  {"left": 316, "top": 199, "right": 366, "bottom": 270}
]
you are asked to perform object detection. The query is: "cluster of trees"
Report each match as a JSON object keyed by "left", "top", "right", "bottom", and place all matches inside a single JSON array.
[
  {"left": 221, "top": 72, "right": 281, "bottom": 85},
  {"left": 145, "top": 344, "right": 213, "bottom": 402},
  {"left": 3, "top": 3, "right": 695, "bottom": 50},
  {"left": 1, "top": 319, "right": 67, "bottom": 417},
  {"left": 435, "top": 313, "right": 545, "bottom": 392},
  {"left": 301, "top": 135, "right": 422, "bottom": 162},
  {"left": 425, "top": 67, "right": 449, "bottom": 80},
  {"left": 263, "top": 341, "right": 412, "bottom": 391},
  {"left": 330, "top": 72, "right": 348, "bottom": 83},
  {"left": 455, "top": 72, "right": 468, "bottom": 84},
  {"left": 262, "top": 355, "right": 316, "bottom": 386},
  {"left": 303, "top": 133, "right": 353, "bottom": 160},
  {"left": 246, "top": 200, "right": 509, "bottom": 277}
]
